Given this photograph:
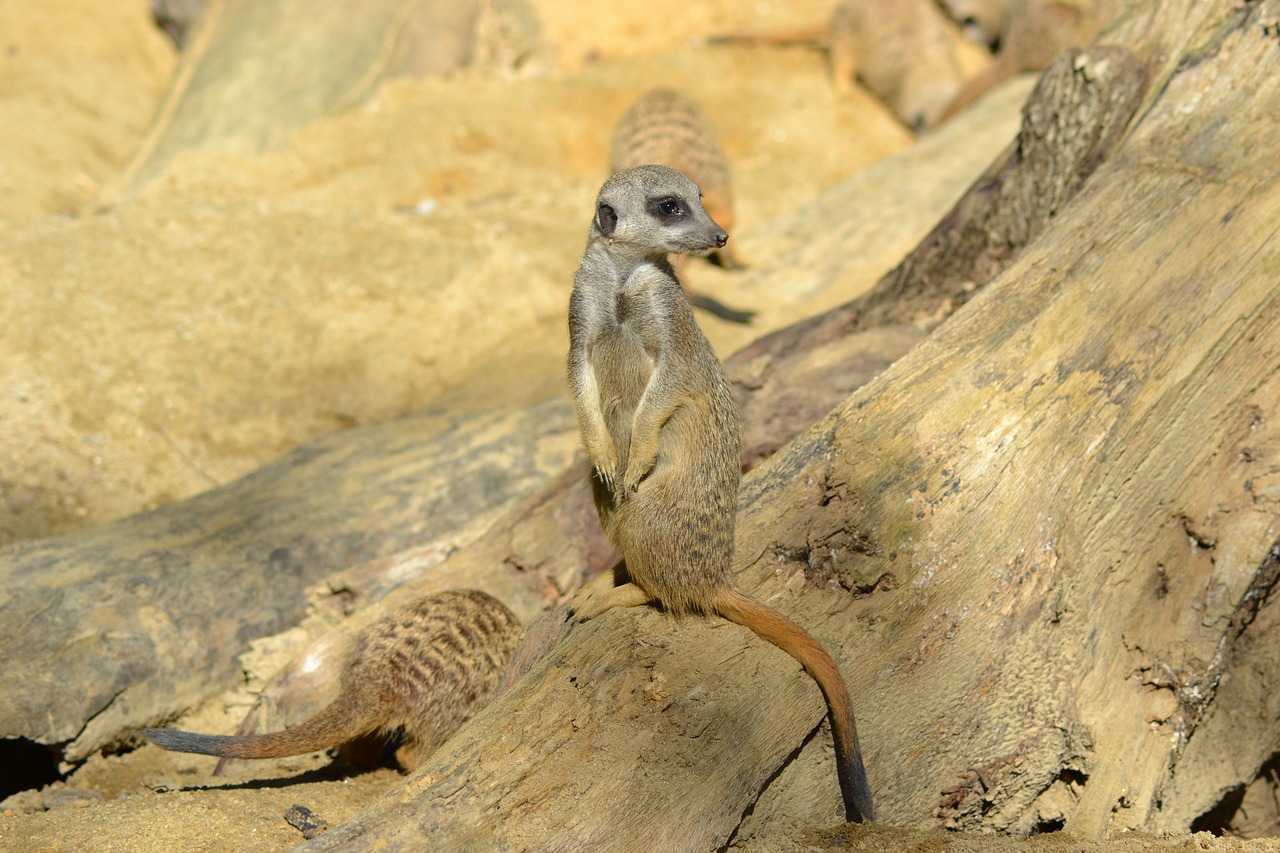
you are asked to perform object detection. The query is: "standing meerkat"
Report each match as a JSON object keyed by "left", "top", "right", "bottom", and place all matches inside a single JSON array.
[
  {"left": 566, "top": 165, "right": 874, "bottom": 823},
  {"left": 143, "top": 589, "right": 521, "bottom": 771},
  {"left": 609, "top": 89, "right": 753, "bottom": 325}
]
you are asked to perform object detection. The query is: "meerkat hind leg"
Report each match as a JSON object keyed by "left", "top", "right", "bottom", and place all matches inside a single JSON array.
[{"left": 568, "top": 574, "right": 654, "bottom": 622}]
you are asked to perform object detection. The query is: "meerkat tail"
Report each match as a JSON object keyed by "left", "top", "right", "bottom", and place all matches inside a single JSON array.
[
  {"left": 712, "top": 587, "right": 874, "bottom": 823},
  {"left": 704, "top": 26, "right": 828, "bottom": 48},
  {"left": 685, "top": 292, "right": 756, "bottom": 325},
  {"left": 938, "top": 55, "right": 1017, "bottom": 122},
  {"left": 143, "top": 695, "right": 381, "bottom": 760}
]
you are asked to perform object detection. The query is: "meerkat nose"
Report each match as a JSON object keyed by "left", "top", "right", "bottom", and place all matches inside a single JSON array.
[{"left": 715, "top": 233, "right": 728, "bottom": 248}]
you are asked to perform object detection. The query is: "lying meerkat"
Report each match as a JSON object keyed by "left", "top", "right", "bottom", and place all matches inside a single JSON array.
[
  {"left": 709, "top": 0, "right": 968, "bottom": 131},
  {"left": 143, "top": 589, "right": 521, "bottom": 771},
  {"left": 610, "top": 88, "right": 754, "bottom": 324},
  {"left": 565, "top": 164, "right": 874, "bottom": 822},
  {"left": 938, "top": 0, "right": 1119, "bottom": 120}
]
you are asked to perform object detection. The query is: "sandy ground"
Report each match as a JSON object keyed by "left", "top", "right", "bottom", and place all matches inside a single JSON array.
[
  {"left": 3, "top": 1, "right": 1278, "bottom": 851},
  {"left": 0, "top": 0, "right": 918, "bottom": 547}
]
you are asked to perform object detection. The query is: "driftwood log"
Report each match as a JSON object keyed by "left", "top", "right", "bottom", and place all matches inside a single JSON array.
[
  {"left": 289, "top": 2, "right": 1280, "bottom": 847},
  {"left": 0, "top": 398, "right": 579, "bottom": 763}
]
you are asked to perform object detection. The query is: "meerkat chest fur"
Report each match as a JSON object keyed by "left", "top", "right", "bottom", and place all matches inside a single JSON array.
[{"left": 576, "top": 250, "right": 680, "bottom": 462}]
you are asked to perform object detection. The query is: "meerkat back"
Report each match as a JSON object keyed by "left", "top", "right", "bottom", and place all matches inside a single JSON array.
[
  {"left": 610, "top": 89, "right": 736, "bottom": 243},
  {"left": 143, "top": 589, "right": 522, "bottom": 772}
]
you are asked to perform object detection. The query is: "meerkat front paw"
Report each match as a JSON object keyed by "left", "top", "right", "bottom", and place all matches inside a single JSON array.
[
  {"left": 589, "top": 441, "right": 622, "bottom": 493},
  {"left": 594, "top": 463, "right": 619, "bottom": 493},
  {"left": 620, "top": 460, "right": 653, "bottom": 494}
]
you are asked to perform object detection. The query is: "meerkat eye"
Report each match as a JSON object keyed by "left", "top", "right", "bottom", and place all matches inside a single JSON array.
[{"left": 650, "top": 197, "right": 685, "bottom": 221}]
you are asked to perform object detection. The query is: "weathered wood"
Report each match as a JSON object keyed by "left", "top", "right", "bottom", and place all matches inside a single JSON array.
[
  {"left": 101, "top": 0, "right": 541, "bottom": 201},
  {"left": 0, "top": 397, "right": 578, "bottom": 761},
  {"left": 295, "top": 2, "right": 1280, "bottom": 846},
  {"left": 731, "top": 41, "right": 1147, "bottom": 373}
]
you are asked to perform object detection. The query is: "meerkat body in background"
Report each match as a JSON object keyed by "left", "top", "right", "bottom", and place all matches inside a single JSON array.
[
  {"left": 610, "top": 89, "right": 740, "bottom": 271},
  {"left": 939, "top": 0, "right": 1116, "bottom": 119},
  {"left": 609, "top": 89, "right": 753, "bottom": 324},
  {"left": 566, "top": 165, "right": 873, "bottom": 822},
  {"left": 708, "top": 0, "right": 967, "bottom": 131},
  {"left": 828, "top": 0, "right": 966, "bottom": 130},
  {"left": 144, "top": 589, "right": 521, "bottom": 771}
]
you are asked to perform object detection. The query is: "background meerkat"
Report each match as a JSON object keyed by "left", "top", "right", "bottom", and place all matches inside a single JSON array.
[
  {"left": 566, "top": 164, "right": 874, "bottom": 823},
  {"left": 609, "top": 88, "right": 753, "bottom": 324},
  {"left": 938, "top": 0, "right": 1117, "bottom": 120},
  {"left": 827, "top": 0, "right": 967, "bottom": 131},
  {"left": 143, "top": 589, "right": 521, "bottom": 771},
  {"left": 708, "top": 0, "right": 968, "bottom": 131}
]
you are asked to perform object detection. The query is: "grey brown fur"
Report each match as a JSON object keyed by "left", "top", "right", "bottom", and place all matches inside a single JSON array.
[
  {"left": 609, "top": 89, "right": 753, "bottom": 324},
  {"left": 939, "top": 0, "right": 1119, "bottom": 120},
  {"left": 828, "top": 0, "right": 966, "bottom": 130},
  {"left": 709, "top": 1, "right": 966, "bottom": 131},
  {"left": 143, "top": 589, "right": 521, "bottom": 770},
  {"left": 565, "top": 165, "right": 873, "bottom": 822}
]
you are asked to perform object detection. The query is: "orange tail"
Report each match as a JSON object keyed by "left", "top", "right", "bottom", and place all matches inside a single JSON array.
[
  {"left": 714, "top": 587, "right": 873, "bottom": 822},
  {"left": 938, "top": 55, "right": 1018, "bottom": 123}
]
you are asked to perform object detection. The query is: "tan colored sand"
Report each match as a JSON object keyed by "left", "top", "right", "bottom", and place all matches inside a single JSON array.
[{"left": 0, "top": 0, "right": 910, "bottom": 546}]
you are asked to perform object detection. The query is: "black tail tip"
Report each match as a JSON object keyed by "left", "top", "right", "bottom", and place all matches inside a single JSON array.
[
  {"left": 846, "top": 794, "right": 874, "bottom": 823},
  {"left": 141, "top": 727, "right": 232, "bottom": 756},
  {"left": 840, "top": 765, "right": 875, "bottom": 823}
]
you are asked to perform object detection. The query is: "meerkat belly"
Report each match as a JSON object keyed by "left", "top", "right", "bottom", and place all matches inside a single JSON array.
[
  {"left": 612, "top": 405, "right": 735, "bottom": 614},
  {"left": 590, "top": 329, "right": 656, "bottom": 472}
]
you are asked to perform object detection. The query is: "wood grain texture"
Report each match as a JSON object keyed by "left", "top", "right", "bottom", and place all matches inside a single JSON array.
[{"left": 0, "top": 397, "right": 578, "bottom": 760}]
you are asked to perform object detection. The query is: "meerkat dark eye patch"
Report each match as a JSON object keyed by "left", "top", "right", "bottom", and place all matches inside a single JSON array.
[
  {"left": 596, "top": 203, "right": 618, "bottom": 237},
  {"left": 649, "top": 196, "right": 685, "bottom": 223}
]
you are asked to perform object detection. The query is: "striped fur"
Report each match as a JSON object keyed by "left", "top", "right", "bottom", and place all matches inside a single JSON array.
[
  {"left": 609, "top": 89, "right": 740, "bottom": 271},
  {"left": 144, "top": 589, "right": 521, "bottom": 770}
]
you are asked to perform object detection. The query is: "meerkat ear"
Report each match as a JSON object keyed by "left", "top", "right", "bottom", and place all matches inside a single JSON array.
[{"left": 596, "top": 203, "right": 618, "bottom": 237}]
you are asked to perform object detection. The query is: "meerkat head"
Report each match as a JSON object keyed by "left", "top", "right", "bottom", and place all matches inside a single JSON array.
[
  {"left": 592, "top": 165, "right": 728, "bottom": 262},
  {"left": 939, "top": 0, "right": 1006, "bottom": 48}
]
